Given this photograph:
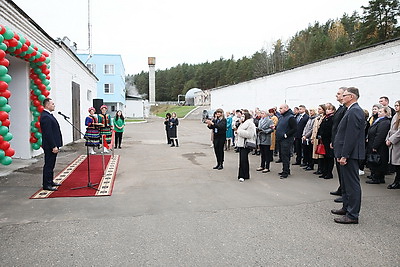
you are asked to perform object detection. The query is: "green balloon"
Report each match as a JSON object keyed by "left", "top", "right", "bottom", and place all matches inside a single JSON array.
[
  {"left": 46, "top": 86, "right": 51, "bottom": 91},
  {"left": 19, "top": 51, "right": 26, "bottom": 57},
  {"left": 0, "top": 104, "right": 11, "bottom": 112},
  {"left": 34, "top": 89, "right": 41, "bottom": 96},
  {"left": 0, "top": 126, "right": 8, "bottom": 135},
  {"left": 7, "top": 47, "right": 16, "bottom": 53},
  {"left": 38, "top": 95, "right": 46, "bottom": 102},
  {"left": 36, "top": 138, "right": 42, "bottom": 146},
  {"left": 0, "top": 149, "right": 4, "bottom": 159},
  {"left": 31, "top": 126, "right": 38, "bottom": 133},
  {"left": 0, "top": 43, "right": 7, "bottom": 51},
  {"left": 27, "top": 46, "right": 34, "bottom": 54},
  {"left": 1, "top": 156, "right": 12, "bottom": 165},
  {"left": 39, "top": 73, "right": 46, "bottom": 80},
  {"left": 32, "top": 143, "right": 40, "bottom": 150},
  {"left": 34, "top": 132, "right": 42, "bottom": 139},
  {"left": 16, "top": 41, "right": 22, "bottom": 49},
  {"left": 2, "top": 27, "right": 14, "bottom": 40},
  {"left": 0, "top": 74, "right": 11, "bottom": 83},
  {"left": 0, "top": 96, "right": 7, "bottom": 106},
  {"left": 0, "top": 35, "right": 3, "bottom": 43},
  {"left": 19, "top": 35, "right": 26, "bottom": 44},
  {"left": 30, "top": 105, "right": 37, "bottom": 112},
  {"left": 3, "top": 132, "right": 12, "bottom": 141},
  {"left": 0, "top": 66, "right": 7, "bottom": 76},
  {"left": 33, "top": 111, "right": 40, "bottom": 117},
  {"left": 43, "top": 80, "right": 50, "bottom": 86},
  {"left": 45, "top": 58, "right": 50, "bottom": 64}
]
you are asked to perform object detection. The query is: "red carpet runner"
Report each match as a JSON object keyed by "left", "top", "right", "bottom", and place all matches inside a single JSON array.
[{"left": 30, "top": 154, "right": 120, "bottom": 199}]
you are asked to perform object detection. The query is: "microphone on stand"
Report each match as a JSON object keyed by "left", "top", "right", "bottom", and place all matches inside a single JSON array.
[{"left": 58, "top": 111, "right": 70, "bottom": 120}]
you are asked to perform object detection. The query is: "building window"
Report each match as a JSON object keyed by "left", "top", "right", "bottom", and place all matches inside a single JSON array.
[
  {"left": 87, "top": 63, "right": 96, "bottom": 74},
  {"left": 104, "top": 83, "right": 114, "bottom": 94},
  {"left": 104, "top": 64, "right": 114, "bottom": 74},
  {"left": 111, "top": 105, "right": 116, "bottom": 112}
]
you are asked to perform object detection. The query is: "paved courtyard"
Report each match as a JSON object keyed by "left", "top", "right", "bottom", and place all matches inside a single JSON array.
[{"left": 0, "top": 118, "right": 399, "bottom": 266}]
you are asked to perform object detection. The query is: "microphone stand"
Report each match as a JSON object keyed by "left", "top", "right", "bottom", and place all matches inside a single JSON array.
[{"left": 59, "top": 114, "right": 98, "bottom": 191}]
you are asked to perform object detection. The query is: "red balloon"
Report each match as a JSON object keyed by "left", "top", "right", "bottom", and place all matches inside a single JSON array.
[
  {"left": 8, "top": 38, "right": 18, "bottom": 47},
  {"left": 25, "top": 39, "right": 31, "bottom": 46},
  {"left": 5, "top": 147, "right": 15, "bottom": 157},
  {"left": 43, "top": 69, "right": 50, "bottom": 75},
  {"left": 2, "top": 119, "right": 10, "bottom": 127},
  {"left": 21, "top": 44, "right": 29, "bottom": 52},
  {"left": 0, "top": 90, "right": 10, "bottom": 99},
  {"left": 42, "top": 90, "right": 50, "bottom": 97},
  {"left": 46, "top": 75, "right": 50, "bottom": 80},
  {"left": 2, "top": 40, "right": 9, "bottom": 48},
  {"left": 0, "top": 141, "right": 10, "bottom": 151},
  {"left": 30, "top": 95, "right": 38, "bottom": 101},
  {"left": 37, "top": 105, "right": 44, "bottom": 113},
  {"left": 0, "top": 58, "right": 9, "bottom": 67},
  {"left": 0, "top": 135, "right": 3, "bottom": 142},
  {"left": 0, "top": 81, "right": 8, "bottom": 92},
  {"left": 35, "top": 121, "right": 40, "bottom": 128},
  {"left": 31, "top": 50, "right": 37, "bottom": 57},
  {"left": 0, "top": 111, "right": 8, "bottom": 121},
  {"left": 42, "top": 51, "right": 49, "bottom": 57},
  {"left": 0, "top": 50, "right": 5, "bottom": 59},
  {"left": 38, "top": 84, "right": 46, "bottom": 90},
  {"left": 14, "top": 33, "right": 19, "bottom": 40},
  {"left": 0, "top": 25, "right": 5, "bottom": 35},
  {"left": 30, "top": 136, "right": 37, "bottom": 143},
  {"left": 38, "top": 55, "right": 46, "bottom": 62},
  {"left": 33, "top": 100, "right": 40, "bottom": 107}
]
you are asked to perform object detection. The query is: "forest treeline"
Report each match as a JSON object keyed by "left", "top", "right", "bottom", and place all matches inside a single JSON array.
[{"left": 127, "top": 0, "right": 400, "bottom": 101}]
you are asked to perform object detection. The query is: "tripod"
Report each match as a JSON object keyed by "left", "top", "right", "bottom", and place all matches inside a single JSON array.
[{"left": 60, "top": 115, "right": 99, "bottom": 191}]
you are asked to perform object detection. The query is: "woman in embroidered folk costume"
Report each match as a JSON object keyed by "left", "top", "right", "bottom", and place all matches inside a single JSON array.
[
  {"left": 98, "top": 105, "right": 113, "bottom": 152},
  {"left": 84, "top": 107, "right": 101, "bottom": 154}
]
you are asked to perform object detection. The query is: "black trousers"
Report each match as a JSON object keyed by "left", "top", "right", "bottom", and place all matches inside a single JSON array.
[
  {"left": 165, "top": 129, "right": 171, "bottom": 144},
  {"left": 43, "top": 149, "right": 57, "bottom": 188},
  {"left": 294, "top": 137, "right": 303, "bottom": 164},
  {"left": 238, "top": 147, "right": 251, "bottom": 179},
  {"left": 339, "top": 158, "right": 362, "bottom": 220},
  {"left": 279, "top": 138, "right": 292, "bottom": 175},
  {"left": 259, "top": 144, "right": 272, "bottom": 169},
  {"left": 213, "top": 136, "right": 225, "bottom": 166},
  {"left": 115, "top": 132, "right": 123, "bottom": 148},
  {"left": 323, "top": 156, "right": 335, "bottom": 178},
  {"left": 302, "top": 142, "right": 313, "bottom": 167}
]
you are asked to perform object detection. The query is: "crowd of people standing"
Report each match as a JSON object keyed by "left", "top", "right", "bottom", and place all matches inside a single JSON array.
[{"left": 206, "top": 88, "right": 399, "bottom": 224}]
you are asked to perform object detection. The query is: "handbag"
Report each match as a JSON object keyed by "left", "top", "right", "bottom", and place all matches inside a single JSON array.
[
  {"left": 315, "top": 140, "right": 326, "bottom": 155},
  {"left": 244, "top": 139, "right": 257, "bottom": 149},
  {"left": 367, "top": 152, "right": 381, "bottom": 165}
]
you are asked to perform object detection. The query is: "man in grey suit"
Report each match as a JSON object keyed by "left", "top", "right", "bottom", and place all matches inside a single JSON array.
[{"left": 331, "top": 87, "right": 365, "bottom": 224}]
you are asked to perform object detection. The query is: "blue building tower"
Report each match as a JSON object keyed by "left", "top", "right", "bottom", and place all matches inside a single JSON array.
[{"left": 77, "top": 54, "right": 126, "bottom": 114}]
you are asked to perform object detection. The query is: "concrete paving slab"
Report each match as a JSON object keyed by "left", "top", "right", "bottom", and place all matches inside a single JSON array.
[{"left": 0, "top": 118, "right": 399, "bottom": 266}]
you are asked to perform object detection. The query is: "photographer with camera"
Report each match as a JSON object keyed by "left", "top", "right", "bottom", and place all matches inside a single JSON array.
[{"left": 205, "top": 108, "right": 226, "bottom": 170}]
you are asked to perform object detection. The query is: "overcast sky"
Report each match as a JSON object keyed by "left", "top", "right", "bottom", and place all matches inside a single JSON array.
[{"left": 12, "top": 0, "right": 368, "bottom": 75}]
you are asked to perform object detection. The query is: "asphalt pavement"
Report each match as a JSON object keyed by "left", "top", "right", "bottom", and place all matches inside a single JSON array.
[{"left": 0, "top": 117, "right": 399, "bottom": 266}]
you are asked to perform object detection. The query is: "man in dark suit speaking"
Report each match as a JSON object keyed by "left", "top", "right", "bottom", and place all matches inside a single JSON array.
[
  {"left": 40, "top": 98, "right": 63, "bottom": 191},
  {"left": 331, "top": 87, "right": 365, "bottom": 224}
]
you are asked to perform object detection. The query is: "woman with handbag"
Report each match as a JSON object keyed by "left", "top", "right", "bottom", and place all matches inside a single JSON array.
[
  {"left": 386, "top": 100, "right": 400, "bottom": 189},
  {"left": 256, "top": 110, "right": 275, "bottom": 173},
  {"left": 311, "top": 104, "right": 326, "bottom": 175},
  {"left": 235, "top": 111, "right": 257, "bottom": 182},
  {"left": 366, "top": 107, "right": 391, "bottom": 184},
  {"left": 316, "top": 103, "right": 336, "bottom": 179}
]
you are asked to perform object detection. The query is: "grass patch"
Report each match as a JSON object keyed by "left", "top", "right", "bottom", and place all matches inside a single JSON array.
[{"left": 152, "top": 104, "right": 197, "bottom": 118}]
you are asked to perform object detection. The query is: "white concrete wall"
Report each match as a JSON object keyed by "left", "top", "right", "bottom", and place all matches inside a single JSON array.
[
  {"left": 211, "top": 40, "right": 400, "bottom": 113},
  {"left": 125, "top": 99, "right": 144, "bottom": 118}
]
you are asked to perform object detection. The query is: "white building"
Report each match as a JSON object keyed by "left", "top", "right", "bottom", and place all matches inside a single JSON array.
[
  {"left": 1, "top": 0, "right": 97, "bottom": 160},
  {"left": 210, "top": 39, "right": 400, "bottom": 112}
]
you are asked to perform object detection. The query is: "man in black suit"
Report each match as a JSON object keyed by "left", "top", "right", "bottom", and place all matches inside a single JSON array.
[
  {"left": 293, "top": 105, "right": 309, "bottom": 165},
  {"left": 330, "top": 87, "right": 347, "bottom": 202},
  {"left": 40, "top": 98, "right": 63, "bottom": 191},
  {"left": 331, "top": 87, "right": 365, "bottom": 224}
]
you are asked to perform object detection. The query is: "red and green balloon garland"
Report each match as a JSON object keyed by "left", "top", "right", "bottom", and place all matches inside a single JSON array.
[{"left": 0, "top": 24, "right": 51, "bottom": 165}]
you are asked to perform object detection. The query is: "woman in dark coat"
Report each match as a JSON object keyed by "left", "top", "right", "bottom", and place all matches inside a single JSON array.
[
  {"left": 366, "top": 107, "right": 391, "bottom": 184},
  {"left": 168, "top": 112, "right": 179, "bottom": 147},
  {"left": 317, "top": 103, "right": 336, "bottom": 179},
  {"left": 164, "top": 113, "right": 172, "bottom": 144}
]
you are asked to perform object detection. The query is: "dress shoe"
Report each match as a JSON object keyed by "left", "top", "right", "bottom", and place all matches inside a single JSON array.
[
  {"left": 278, "top": 172, "right": 290, "bottom": 175},
  {"left": 313, "top": 170, "right": 322, "bottom": 175},
  {"left": 213, "top": 165, "right": 220, "bottom": 169},
  {"left": 300, "top": 164, "right": 307, "bottom": 167},
  {"left": 305, "top": 167, "right": 314, "bottom": 171},
  {"left": 366, "top": 180, "right": 380, "bottom": 184},
  {"left": 319, "top": 174, "right": 326, "bottom": 178},
  {"left": 262, "top": 169, "right": 270, "bottom": 173},
  {"left": 387, "top": 182, "right": 400, "bottom": 189},
  {"left": 334, "top": 215, "right": 358, "bottom": 224},
  {"left": 334, "top": 197, "right": 343, "bottom": 203},
  {"left": 292, "top": 162, "right": 301, "bottom": 165},
  {"left": 217, "top": 165, "right": 223, "bottom": 170},
  {"left": 256, "top": 167, "right": 264, "bottom": 171},
  {"left": 43, "top": 186, "right": 58, "bottom": 191},
  {"left": 280, "top": 174, "right": 288, "bottom": 179},
  {"left": 52, "top": 182, "right": 62, "bottom": 186},
  {"left": 330, "top": 190, "right": 341, "bottom": 196},
  {"left": 275, "top": 159, "right": 282, "bottom": 163},
  {"left": 331, "top": 208, "right": 346, "bottom": 215},
  {"left": 324, "top": 175, "right": 333, "bottom": 179}
]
